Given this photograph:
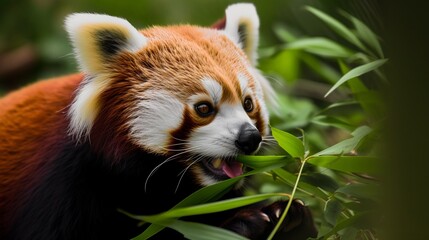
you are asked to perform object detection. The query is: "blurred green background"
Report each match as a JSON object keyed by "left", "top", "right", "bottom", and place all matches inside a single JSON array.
[{"left": 0, "top": 0, "right": 381, "bottom": 92}]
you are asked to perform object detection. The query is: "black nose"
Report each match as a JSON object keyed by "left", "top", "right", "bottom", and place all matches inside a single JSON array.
[{"left": 235, "top": 123, "right": 262, "bottom": 155}]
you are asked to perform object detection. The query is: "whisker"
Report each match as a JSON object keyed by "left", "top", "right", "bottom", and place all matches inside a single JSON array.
[
  {"left": 144, "top": 147, "right": 199, "bottom": 192},
  {"left": 175, "top": 155, "right": 205, "bottom": 193},
  {"left": 262, "top": 136, "right": 276, "bottom": 140},
  {"left": 170, "top": 136, "right": 188, "bottom": 143}
]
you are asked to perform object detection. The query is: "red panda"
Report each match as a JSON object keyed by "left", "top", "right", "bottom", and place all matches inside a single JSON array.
[{"left": 0, "top": 3, "right": 316, "bottom": 239}]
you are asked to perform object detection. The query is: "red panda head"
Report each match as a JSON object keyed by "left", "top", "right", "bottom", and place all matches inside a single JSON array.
[{"left": 65, "top": 3, "right": 275, "bottom": 186}]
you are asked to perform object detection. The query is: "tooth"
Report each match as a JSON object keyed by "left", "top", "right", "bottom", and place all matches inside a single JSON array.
[{"left": 212, "top": 159, "right": 222, "bottom": 169}]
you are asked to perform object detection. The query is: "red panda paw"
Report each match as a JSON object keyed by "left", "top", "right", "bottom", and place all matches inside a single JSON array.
[
  {"left": 261, "top": 200, "right": 318, "bottom": 240},
  {"left": 221, "top": 200, "right": 318, "bottom": 240},
  {"left": 221, "top": 208, "right": 271, "bottom": 239}
]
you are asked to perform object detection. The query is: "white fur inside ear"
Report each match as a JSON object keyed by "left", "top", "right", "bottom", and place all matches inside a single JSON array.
[
  {"left": 224, "top": 3, "right": 260, "bottom": 65},
  {"left": 65, "top": 13, "right": 147, "bottom": 74},
  {"left": 68, "top": 75, "right": 111, "bottom": 139}
]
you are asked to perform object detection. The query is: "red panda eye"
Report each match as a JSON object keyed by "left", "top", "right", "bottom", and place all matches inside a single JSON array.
[
  {"left": 243, "top": 98, "right": 254, "bottom": 112},
  {"left": 195, "top": 102, "right": 214, "bottom": 117}
]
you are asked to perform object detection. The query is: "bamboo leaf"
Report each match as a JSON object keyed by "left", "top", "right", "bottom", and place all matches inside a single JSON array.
[
  {"left": 307, "top": 156, "right": 378, "bottom": 174},
  {"left": 320, "top": 212, "right": 373, "bottom": 239},
  {"left": 132, "top": 164, "right": 285, "bottom": 239},
  {"left": 132, "top": 224, "right": 164, "bottom": 240},
  {"left": 340, "top": 10, "right": 384, "bottom": 58},
  {"left": 324, "top": 198, "right": 343, "bottom": 226},
  {"left": 300, "top": 53, "right": 341, "bottom": 84},
  {"left": 273, "top": 23, "right": 298, "bottom": 42},
  {"left": 338, "top": 60, "right": 369, "bottom": 94},
  {"left": 271, "top": 127, "right": 305, "bottom": 159},
  {"left": 305, "top": 6, "right": 366, "bottom": 51},
  {"left": 287, "top": 37, "right": 353, "bottom": 58},
  {"left": 272, "top": 168, "right": 328, "bottom": 200},
  {"left": 340, "top": 228, "right": 359, "bottom": 240},
  {"left": 270, "top": 95, "right": 317, "bottom": 129},
  {"left": 325, "top": 59, "right": 388, "bottom": 97},
  {"left": 336, "top": 183, "right": 380, "bottom": 201},
  {"left": 311, "top": 115, "right": 355, "bottom": 131},
  {"left": 168, "top": 220, "right": 248, "bottom": 240},
  {"left": 301, "top": 173, "right": 339, "bottom": 193},
  {"left": 236, "top": 155, "right": 292, "bottom": 169},
  {"left": 337, "top": 60, "right": 383, "bottom": 120},
  {"left": 314, "top": 126, "right": 372, "bottom": 156},
  {"left": 140, "top": 193, "right": 289, "bottom": 223},
  {"left": 317, "top": 101, "right": 359, "bottom": 114}
]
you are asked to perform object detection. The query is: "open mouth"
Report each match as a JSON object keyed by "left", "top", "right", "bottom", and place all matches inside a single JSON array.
[{"left": 201, "top": 158, "right": 244, "bottom": 179}]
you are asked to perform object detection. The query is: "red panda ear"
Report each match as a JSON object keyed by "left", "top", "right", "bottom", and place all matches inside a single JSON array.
[
  {"left": 65, "top": 13, "right": 147, "bottom": 75},
  {"left": 65, "top": 14, "right": 147, "bottom": 139},
  {"left": 223, "top": 3, "right": 260, "bottom": 66}
]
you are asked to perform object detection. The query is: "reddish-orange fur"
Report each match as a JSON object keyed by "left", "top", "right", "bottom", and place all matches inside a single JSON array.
[{"left": 0, "top": 73, "right": 83, "bottom": 229}]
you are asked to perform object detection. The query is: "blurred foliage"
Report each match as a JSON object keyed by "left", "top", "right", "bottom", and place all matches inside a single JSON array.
[
  {"left": 0, "top": 0, "right": 384, "bottom": 239},
  {"left": 0, "top": 0, "right": 381, "bottom": 91},
  {"left": 125, "top": 5, "right": 386, "bottom": 238},
  {"left": 251, "top": 5, "right": 385, "bottom": 239}
]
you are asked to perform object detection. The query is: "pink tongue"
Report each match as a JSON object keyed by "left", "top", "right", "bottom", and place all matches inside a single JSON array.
[{"left": 222, "top": 161, "right": 243, "bottom": 178}]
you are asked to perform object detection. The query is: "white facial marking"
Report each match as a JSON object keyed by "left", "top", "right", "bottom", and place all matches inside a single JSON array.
[
  {"left": 238, "top": 73, "right": 253, "bottom": 97},
  {"left": 129, "top": 89, "right": 184, "bottom": 153},
  {"left": 202, "top": 78, "right": 223, "bottom": 105},
  {"left": 188, "top": 103, "right": 255, "bottom": 157}
]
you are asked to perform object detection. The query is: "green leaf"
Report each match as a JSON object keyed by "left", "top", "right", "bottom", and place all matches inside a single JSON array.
[
  {"left": 340, "top": 10, "right": 384, "bottom": 58},
  {"left": 317, "top": 101, "right": 360, "bottom": 114},
  {"left": 131, "top": 164, "right": 285, "bottom": 239},
  {"left": 271, "top": 127, "right": 305, "bottom": 159},
  {"left": 307, "top": 156, "right": 378, "bottom": 174},
  {"left": 286, "top": 37, "right": 353, "bottom": 58},
  {"left": 132, "top": 224, "right": 164, "bottom": 240},
  {"left": 336, "top": 183, "right": 380, "bottom": 201},
  {"left": 273, "top": 23, "right": 298, "bottom": 42},
  {"left": 337, "top": 60, "right": 384, "bottom": 121},
  {"left": 320, "top": 212, "right": 373, "bottom": 239},
  {"left": 324, "top": 198, "right": 343, "bottom": 226},
  {"left": 300, "top": 53, "right": 341, "bottom": 84},
  {"left": 340, "top": 227, "right": 359, "bottom": 240},
  {"left": 305, "top": 6, "right": 366, "bottom": 51},
  {"left": 236, "top": 155, "right": 292, "bottom": 169},
  {"left": 325, "top": 59, "right": 388, "bottom": 97},
  {"left": 338, "top": 59, "right": 368, "bottom": 94},
  {"left": 300, "top": 173, "right": 339, "bottom": 193},
  {"left": 270, "top": 94, "right": 317, "bottom": 129},
  {"left": 314, "top": 125, "right": 372, "bottom": 156},
  {"left": 311, "top": 115, "right": 354, "bottom": 131},
  {"left": 167, "top": 220, "right": 248, "bottom": 240},
  {"left": 138, "top": 193, "right": 289, "bottom": 223},
  {"left": 272, "top": 168, "right": 328, "bottom": 200}
]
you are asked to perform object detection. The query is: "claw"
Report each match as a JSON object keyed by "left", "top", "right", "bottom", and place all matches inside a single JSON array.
[
  {"left": 295, "top": 199, "right": 305, "bottom": 206},
  {"left": 260, "top": 212, "right": 270, "bottom": 222},
  {"left": 274, "top": 208, "right": 281, "bottom": 219}
]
